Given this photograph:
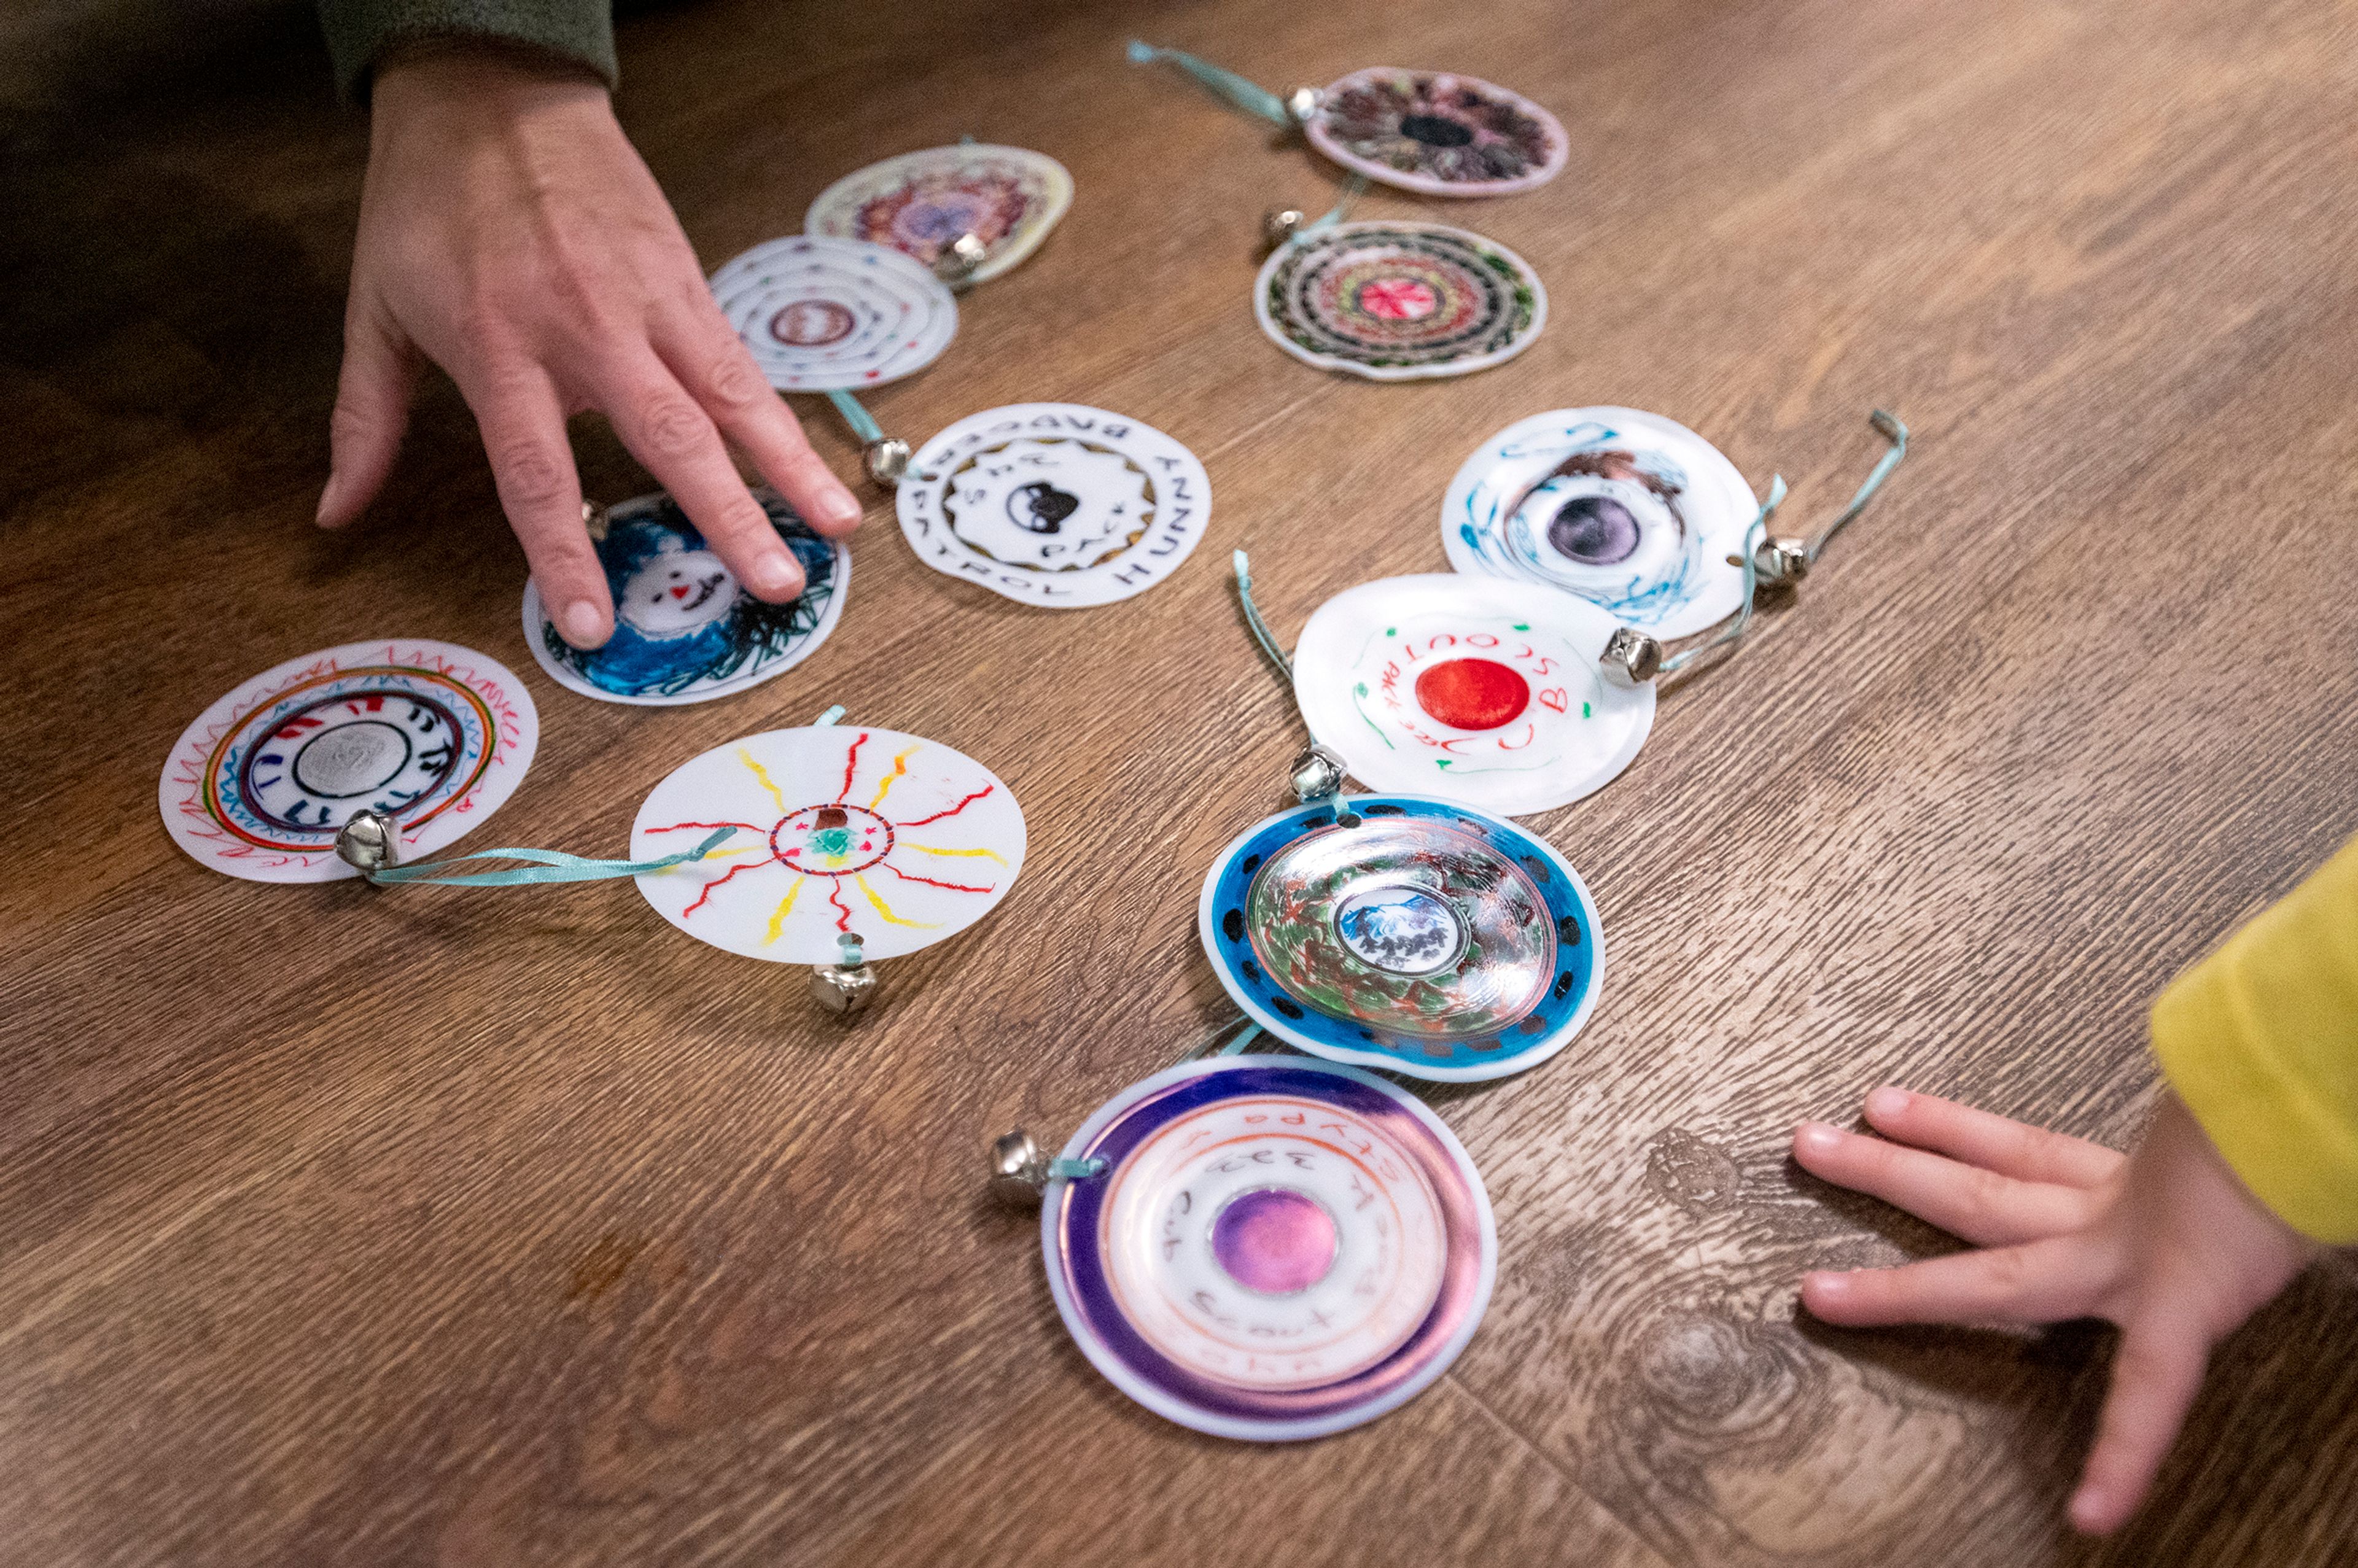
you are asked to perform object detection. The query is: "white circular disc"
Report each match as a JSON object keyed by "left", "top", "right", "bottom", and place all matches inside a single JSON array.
[
  {"left": 1291, "top": 575, "right": 1654, "bottom": 816},
  {"left": 160, "top": 639, "right": 538, "bottom": 883},
  {"left": 1255, "top": 221, "right": 1546, "bottom": 381},
  {"left": 630, "top": 724, "right": 1025, "bottom": 963},
  {"left": 1304, "top": 68, "right": 1568, "bottom": 198},
  {"left": 1441, "top": 406, "right": 1760, "bottom": 640},
  {"left": 521, "top": 488, "right": 849, "bottom": 707},
  {"left": 709, "top": 235, "right": 957, "bottom": 391},
  {"left": 804, "top": 143, "right": 1073, "bottom": 284},
  {"left": 896, "top": 403, "right": 1210, "bottom": 607}
]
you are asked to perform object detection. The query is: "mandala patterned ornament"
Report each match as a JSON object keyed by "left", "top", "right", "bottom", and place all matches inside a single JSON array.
[
  {"left": 896, "top": 403, "right": 1211, "bottom": 607},
  {"left": 1197, "top": 794, "right": 1604, "bottom": 1081},
  {"left": 522, "top": 489, "right": 849, "bottom": 706},
  {"left": 160, "top": 639, "right": 537, "bottom": 883},
  {"left": 1442, "top": 406, "right": 1761, "bottom": 640},
  {"left": 630, "top": 725, "right": 1025, "bottom": 964},
  {"left": 709, "top": 236, "right": 957, "bottom": 390},
  {"left": 1256, "top": 222, "right": 1545, "bottom": 381},
  {"left": 805, "top": 144, "right": 1073, "bottom": 283},
  {"left": 1290, "top": 574, "right": 1655, "bottom": 817},
  {"left": 1044, "top": 1056, "right": 1495, "bottom": 1440},
  {"left": 1305, "top": 68, "right": 1566, "bottom": 196}
]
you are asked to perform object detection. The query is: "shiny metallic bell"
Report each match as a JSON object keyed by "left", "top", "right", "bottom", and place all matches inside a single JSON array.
[
  {"left": 810, "top": 960, "right": 878, "bottom": 1015},
  {"left": 990, "top": 1128, "right": 1053, "bottom": 1203},
  {"left": 1753, "top": 536, "right": 1813, "bottom": 587},
  {"left": 582, "top": 499, "right": 610, "bottom": 542},
  {"left": 335, "top": 808, "right": 399, "bottom": 876},
  {"left": 863, "top": 437, "right": 911, "bottom": 487},
  {"left": 932, "top": 231, "right": 988, "bottom": 287},
  {"left": 1290, "top": 745, "right": 1347, "bottom": 803},
  {"left": 1262, "top": 207, "right": 1307, "bottom": 248},
  {"left": 1284, "top": 85, "right": 1323, "bottom": 125},
  {"left": 1600, "top": 626, "right": 1663, "bottom": 686}
]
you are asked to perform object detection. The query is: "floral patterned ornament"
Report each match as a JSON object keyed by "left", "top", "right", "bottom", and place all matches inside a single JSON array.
[
  {"left": 1041, "top": 1055, "right": 1496, "bottom": 1440},
  {"left": 805, "top": 144, "right": 1073, "bottom": 284},
  {"left": 522, "top": 489, "right": 848, "bottom": 706},
  {"left": 1442, "top": 407, "right": 1761, "bottom": 641},
  {"left": 1257, "top": 221, "right": 1546, "bottom": 381},
  {"left": 1197, "top": 793, "right": 1605, "bottom": 1082},
  {"left": 1305, "top": 68, "right": 1567, "bottom": 197},
  {"left": 160, "top": 640, "right": 537, "bottom": 883}
]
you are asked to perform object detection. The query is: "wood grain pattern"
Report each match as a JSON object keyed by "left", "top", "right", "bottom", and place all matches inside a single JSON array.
[{"left": 4, "top": 0, "right": 2356, "bottom": 1562}]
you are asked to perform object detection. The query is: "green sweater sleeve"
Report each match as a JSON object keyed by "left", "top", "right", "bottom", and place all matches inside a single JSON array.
[{"left": 317, "top": 0, "right": 617, "bottom": 104}]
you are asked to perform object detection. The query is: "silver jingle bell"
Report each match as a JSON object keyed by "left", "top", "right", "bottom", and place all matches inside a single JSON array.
[
  {"left": 1284, "top": 85, "right": 1323, "bottom": 125},
  {"left": 1753, "top": 536, "right": 1813, "bottom": 587},
  {"left": 1262, "top": 207, "right": 1307, "bottom": 249},
  {"left": 582, "top": 498, "right": 610, "bottom": 543},
  {"left": 335, "top": 808, "right": 399, "bottom": 876},
  {"left": 1290, "top": 745, "right": 1347, "bottom": 804},
  {"left": 1600, "top": 626, "right": 1663, "bottom": 686},
  {"left": 863, "top": 437, "right": 911, "bottom": 487},
  {"left": 810, "top": 960, "right": 878, "bottom": 1016},
  {"left": 932, "top": 231, "right": 989, "bottom": 288},
  {"left": 990, "top": 1128, "right": 1053, "bottom": 1204}
]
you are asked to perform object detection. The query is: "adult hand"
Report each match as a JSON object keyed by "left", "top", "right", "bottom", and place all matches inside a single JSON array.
[
  {"left": 316, "top": 45, "right": 862, "bottom": 648},
  {"left": 1792, "top": 1087, "right": 2317, "bottom": 1535}
]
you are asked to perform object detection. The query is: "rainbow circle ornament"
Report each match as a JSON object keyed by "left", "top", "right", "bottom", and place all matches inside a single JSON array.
[
  {"left": 1256, "top": 221, "right": 1545, "bottom": 381},
  {"left": 1290, "top": 574, "right": 1654, "bottom": 817},
  {"left": 1043, "top": 1055, "right": 1496, "bottom": 1440},
  {"left": 521, "top": 488, "right": 849, "bottom": 706},
  {"left": 1197, "top": 794, "right": 1604, "bottom": 1082},
  {"left": 708, "top": 235, "right": 957, "bottom": 391},
  {"left": 629, "top": 724, "right": 1025, "bottom": 964},
  {"left": 896, "top": 403, "right": 1210, "bottom": 607},
  {"left": 804, "top": 143, "right": 1073, "bottom": 284},
  {"left": 1304, "top": 68, "right": 1567, "bottom": 198},
  {"left": 1442, "top": 406, "right": 1761, "bottom": 640},
  {"left": 160, "top": 638, "right": 537, "bottom": 883}
]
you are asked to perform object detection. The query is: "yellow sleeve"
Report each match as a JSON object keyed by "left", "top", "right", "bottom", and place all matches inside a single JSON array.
[{"left": 2153, "top": 835, "right": 2358, "bottom": 1244}]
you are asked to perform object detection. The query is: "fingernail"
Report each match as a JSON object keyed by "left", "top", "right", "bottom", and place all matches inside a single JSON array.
[
  {"left": 562, "top": 599, "right": 607, "bottom": 648},
  {"left": 1797, "top": 1121, "right": 1842, "bottom": 1154},
  {"left": 1867, "top": 1087, "right": 1910, "bottom": 1121},
  {"left": 314, "top": 476, "right": 341, "bottom": 526},
  {"left": 817, "top": 487, "right": 862, "bottom": 529},
  {"left": 2067, "top": 1486, "right": 2108, "bottom": 1534},
  {"left": 1804, "top": 1270, "right": 1850, "bottom": 1299},
  {"left": 750, "top": 553, "right": 804, "bottom": 599}
]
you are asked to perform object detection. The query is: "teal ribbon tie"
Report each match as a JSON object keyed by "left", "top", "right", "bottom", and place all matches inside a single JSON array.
[
  {"left": 1660, "top": 476, "right": 1786, "bottom": 678},
  {"left": 826, "top": 389, "right": 885, "bottom": 445},
  {"left": 1048, "top": 1156, "right": 1108, "bottom": 1180},
  {"left": 365, "top": 826, "right": 737, "bottom": 888},
  {"left": 1232, "top": 549, "right": 1294, "bottom": 680},
  {"left": 1127, "top": 41, "right": 1294, "bottom": 127}
]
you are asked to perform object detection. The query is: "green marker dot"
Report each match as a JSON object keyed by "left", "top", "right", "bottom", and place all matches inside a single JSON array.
[
  {"left": 1511, "top": 623, "right": 1530, "bottom": 631},
  {"left": 1582, "top": 702, "right": 1592, "bottom": 718}
]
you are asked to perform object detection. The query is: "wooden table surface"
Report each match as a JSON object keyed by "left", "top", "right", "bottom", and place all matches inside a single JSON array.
[{"left": 6, "top": 0, "right": 2356, "bottom": 1562}]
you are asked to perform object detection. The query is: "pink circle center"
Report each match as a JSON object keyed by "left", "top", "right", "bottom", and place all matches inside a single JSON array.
[
  {"left": 1356, "top": 278, "right": 1439, "bottom": 321},
  {"left": 1210, "top": 1187, "right": 1339, "bottom": 1295}
]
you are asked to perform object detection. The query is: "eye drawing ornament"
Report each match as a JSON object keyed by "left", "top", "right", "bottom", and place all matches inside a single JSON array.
[
  {"left": 523, "top": 489, "right": 849, "bottom": 707},
  {"left": 630, "top": 725, "right": 1025, "bottom": 964},
  {"left": 897, "top": 404, "right": 1212, "bottom": 607},
  {"left": 160, "top": 639, "right": 537, "bottom": 883},
  {"left": 1443, "top": 406, "right": 1763, "bottom": 640},
  {"left": 1042, "top": 1056, "right": 1497, "bottom": 1440},
  {"left": 804, "top": 144, "right": 1073, "bottom": 284},
  {"left": 708, "top": 235, "right": 957, "bottom": 390}
]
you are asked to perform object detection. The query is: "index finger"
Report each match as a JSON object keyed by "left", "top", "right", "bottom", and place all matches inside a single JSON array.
[{"left": 1863, "top": 1087, "right": 2125, "bottom": 1189}]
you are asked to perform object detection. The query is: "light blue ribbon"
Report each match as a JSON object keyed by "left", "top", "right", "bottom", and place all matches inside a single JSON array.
[
  {"left": 1293, "top": 174, "right": 1368, "bottom": 243},
  {"left": 1660, "top": 476, "right": 1785, "bottom": 678},
  {"left": 826, "top": 389, "right": 884, "bottom": 445},
  {"left": 1232, "top": 550, "right": 1293, "bottom": 680},
  {"left": 1127, "top": 41, "right": 1293, "bottom": 126},
  {"left": 1048, "top": 1156, "right": 1108, "bottom": 1180},
  {"left": 1797, "top": 409, "right": 1909, "bottom": 564},
  {"left": 364, "top": 826, "right": 736, "bottom": 888}
]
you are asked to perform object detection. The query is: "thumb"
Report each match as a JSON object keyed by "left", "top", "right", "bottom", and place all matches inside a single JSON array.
[{"left": 317, "top": 301, "right": 419, "bottom": 529}]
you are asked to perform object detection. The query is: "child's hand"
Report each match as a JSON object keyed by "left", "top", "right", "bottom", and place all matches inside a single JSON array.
[{"left": 1792, "top": 1087, "right": 2316, "bottom": 1534}]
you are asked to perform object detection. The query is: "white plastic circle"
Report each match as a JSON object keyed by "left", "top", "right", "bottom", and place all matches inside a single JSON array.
[{"left": 709, "top": 235, "right": 956, "bottom": 391}]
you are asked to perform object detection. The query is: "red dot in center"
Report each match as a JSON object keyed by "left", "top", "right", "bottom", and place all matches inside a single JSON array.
[{"left": 1414, "top": 657, "right": 1529, "bottom": 731}]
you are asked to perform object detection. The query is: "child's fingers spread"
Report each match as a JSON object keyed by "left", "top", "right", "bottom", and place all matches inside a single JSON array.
[
  {"left": 1792, "top": 1122, "right": 2093, "bottom": 1247},
  {"left": 1800, "top": 1235, "right": 2103, "bottom": 1328},
  {"left": 2068, "top": 1322, "right": 2211, "bottom": 1534},
  {"left": 1861, "top": 1086, "right": 2125, "bottom": 1189}
]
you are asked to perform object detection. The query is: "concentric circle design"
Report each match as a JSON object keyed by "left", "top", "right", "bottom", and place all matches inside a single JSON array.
[
  {"left": 1256, "top": 222, "right": 1545, "bottom": 381},
  {"left": 160, "top": 640, "right": 537, "bottom": 883},
  {"left": 1442, "top": 406, "right": 1762, "bottom": 640},
  {"left": 897, "top": 403, "right": 1210, "bottom": 607},
  {"left": 805, "top": 144, "right": 1073, "bottom": 283},
  {"left": 1043, "top": 1056, "right": 1496, "bottom": 1440},
  {"left": 630, "top": 724, "right": 1024, "bottom": 964},
  {"left": 709, "top": 235, "right": 956, "bottom": 390},
  {"left": 1305, "top": 68, "right": 1567, "bottom": 196},
  {"left": 1197, "top": 795, "right": 1605, "bottom": 1081},
  {"left": 1291, "top": 574, "right": 1655, "bottom": 817},
  {"left": 523, "top": 488, "right": 849, "bottom": 707}
]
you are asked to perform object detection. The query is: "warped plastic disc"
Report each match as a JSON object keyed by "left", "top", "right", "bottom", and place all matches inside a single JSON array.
[
  {"left": 160, "top": 639, "right": 537, "bottom": 883},
  {"left": 805, "top": 143, "right": 1072, "bottom": 283},
  {"left": 1442, "top": 406, "right": 1761, "bottom": 640},
  {"left": 1291, "top": 573, "right": 1654, "bottom": 817},
  {"left": 1044, "top": 1055, "right": 1495, "bottom": 1440},
  {"left": 709, "top": 235, "right": 957, "bottom": 390},
  {"left": 1256, "top": 221, "right": 1545, "bottom": 381},
  {"left": 1197, "top": 794, "right": 1604, "bottom": 1082},
  {"left": 1304, "top": 68, "right": 1567, "bottom": 197}
]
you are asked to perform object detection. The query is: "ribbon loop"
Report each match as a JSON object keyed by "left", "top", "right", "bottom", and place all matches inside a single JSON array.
[
  {"left": 364, "top": 826, "right": 736, "bottom": 888},
  {"left": 1129, "top": 41, "right": 1294, "bottom": 127}
]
